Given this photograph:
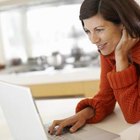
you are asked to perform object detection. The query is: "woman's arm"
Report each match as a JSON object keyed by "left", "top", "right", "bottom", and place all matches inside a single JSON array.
[
  {"left": 76, "top": 54, "right": 116, "bottom": 123},
  {"left": 108, "top": 29, "right": 140, "bottom": 123},
  {"left": 107, "top": 64, "right": 140, "bottom": 123}
]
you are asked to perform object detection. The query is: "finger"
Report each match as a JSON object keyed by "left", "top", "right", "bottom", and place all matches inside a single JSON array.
[
  {"left": 55, "top": 125, "right": 65, "bottom": 135},
  {"left": 70, "top": 119, "right": 86, "bottom": 133},
  {"left": 55, "top": 119, "right": 74, "bottom": 135},
  {"left": 134, "top": 37, "right": 140, "bottom": 42},
  {"left": 48, "top": 120, "right": 63, "bottom": 135},
  {"left": 130, "top": 37, "right": 140, "bottom": 47},
  {"left": 55, "top": 118, "right": 76, "bottom": 135},
  {"left": 122, "top": 28, "right": 128, "bottom": 39}
]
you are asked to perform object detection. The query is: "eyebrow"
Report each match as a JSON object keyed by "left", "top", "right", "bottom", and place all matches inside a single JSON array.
[
  {"left": 94, "top": 26, "right": 104, "bottom": 29},
  {"left": 84, "top": 25, "right": 104, "bottom": 32}
]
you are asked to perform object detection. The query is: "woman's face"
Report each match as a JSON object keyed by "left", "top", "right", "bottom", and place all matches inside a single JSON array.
[{"left": 83, "top": 14, "right": 123, "bottom": 55}]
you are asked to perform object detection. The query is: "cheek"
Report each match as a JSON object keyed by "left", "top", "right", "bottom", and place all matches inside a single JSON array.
[
  {"left": 112, "top": 28, "right": 122, "bottom": 42},
  {"left": 100, "top": 32, "right": 112, "bottom": 42},
  {"left": 112, "top": 33, "right": 121, "bottom": 45},
  {"left": 107, "top": 30, "right": 122, "bottom": 45}
]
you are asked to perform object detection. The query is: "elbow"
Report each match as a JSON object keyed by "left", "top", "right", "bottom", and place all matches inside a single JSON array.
[
  {"left": 124, "top": 115, "right": 139, "bottom": 124},
  {"left": 121, "top": 105, "right": 140, "bottom": 124},
  {"left": 125, "top": 119, "right": 137, "bottom": 124}
]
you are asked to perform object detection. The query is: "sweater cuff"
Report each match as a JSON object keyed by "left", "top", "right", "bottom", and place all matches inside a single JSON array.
[
  {"left": 76, "top": 98, "right": 94, "bottom": 113},
  {"left": 76, "top": 98, "right": 95, "bottom": 123},
  {"left": 107, "top": 65, "right": 138, "bottom": 90}
]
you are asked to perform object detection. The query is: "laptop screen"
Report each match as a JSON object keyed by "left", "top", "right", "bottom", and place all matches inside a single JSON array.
[{"left": 0, "top": 81, "right": 48, "bottom": 140}]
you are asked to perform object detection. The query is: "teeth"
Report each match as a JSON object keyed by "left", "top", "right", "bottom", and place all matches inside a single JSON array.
[
  {"left": 98, "top": 44, "right": 106, "bottom": 50},
  {"left": 98, "top": 45, "right": 103, "bottom": 50}
]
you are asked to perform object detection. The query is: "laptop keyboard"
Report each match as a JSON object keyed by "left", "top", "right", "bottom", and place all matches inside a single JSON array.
[
  {"left": 47, "top": 133, "right": 71, "bottom": 140},
  {"left": 44, "top": 124, "right": 120, "bottom": 140}
]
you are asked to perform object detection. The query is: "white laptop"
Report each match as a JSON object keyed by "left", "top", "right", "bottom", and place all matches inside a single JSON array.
[{"left": 0, "top": 81, "right": 120, "bottom": 140}]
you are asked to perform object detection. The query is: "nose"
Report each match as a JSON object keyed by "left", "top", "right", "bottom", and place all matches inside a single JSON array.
[{"left": 89, "top": 33, "right": 100, "bottom": 44}]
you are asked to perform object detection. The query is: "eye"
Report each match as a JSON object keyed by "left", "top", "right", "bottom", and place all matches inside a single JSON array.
[
  {"left": 84, "top": 28, "right": 90, "bottom": 34},
  {"left": 95, "top": 28, "right": 104, "bottom": 33}
]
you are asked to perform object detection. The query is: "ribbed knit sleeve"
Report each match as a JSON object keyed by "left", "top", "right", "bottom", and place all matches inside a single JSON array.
[
  {"left": 107, "top": 64, "right": 140, "bottom": 123},
  {"left": 107, "top": 65, "right": 138, "bottom": 89},
  {"left": 106, "top": 42, "right": 140, "bottom": 123},
  {"left": 76, "top": 55, "right": 116, "bottom": 123}
]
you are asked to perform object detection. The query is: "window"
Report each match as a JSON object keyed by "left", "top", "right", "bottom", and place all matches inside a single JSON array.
[
  {"left": 0, "top": 4, "right": 97, "bottom": 63},
  {"left": 27, "top": 4, "right": 96, "bottom": 57},
  {"left": 0, "top": 9, "right": 27, "bottom": 62}
]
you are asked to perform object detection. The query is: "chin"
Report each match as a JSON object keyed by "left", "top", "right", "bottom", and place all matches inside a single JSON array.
[
  {"left": 100, "top": 50, "right": 114, "bottom": 56},
  {"left": 100, "top": 51, "right": 110, "bottom": 56}
]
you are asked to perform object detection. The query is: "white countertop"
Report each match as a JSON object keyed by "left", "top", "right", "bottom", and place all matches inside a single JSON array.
[
  {"left": 0, "top": 67, "right": 100, "bottom": 85},
  {"left": 0, "top": 98, "right": 133, "bottom": 140},
  {"left": 37, "top": 98, "right": 132, "bottom": 134}
]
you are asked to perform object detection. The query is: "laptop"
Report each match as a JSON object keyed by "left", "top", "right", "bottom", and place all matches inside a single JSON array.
[{"left": 0, "top": 81, "right": 120, "bottom": 140}]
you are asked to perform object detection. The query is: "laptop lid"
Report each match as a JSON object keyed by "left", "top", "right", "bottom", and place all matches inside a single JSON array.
[{"left": 0, "top": 81, "right": 48, "bottom": 140}]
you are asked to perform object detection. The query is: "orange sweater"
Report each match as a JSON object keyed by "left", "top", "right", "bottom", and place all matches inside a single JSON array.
[{"left": 76, "top": 41, "right": 140, "bottom": 124}]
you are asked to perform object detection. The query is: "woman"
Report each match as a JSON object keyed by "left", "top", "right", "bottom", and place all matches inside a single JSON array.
[{"left": 49, "top": 0, "right": 140, "bottom": 135}]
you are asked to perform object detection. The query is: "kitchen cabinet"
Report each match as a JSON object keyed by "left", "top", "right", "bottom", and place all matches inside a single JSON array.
[{"left": 27, "top": 80, "right": 100, "bottom": 98}]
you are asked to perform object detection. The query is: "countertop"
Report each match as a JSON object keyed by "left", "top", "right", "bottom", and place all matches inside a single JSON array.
[{"left": 0, "top": 67, "right": 100, "bottom": 85}]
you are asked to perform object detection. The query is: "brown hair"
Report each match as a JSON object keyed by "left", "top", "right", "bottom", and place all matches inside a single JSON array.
[{"left": 79, "top": 0, "right": 140, "bottom": 37}]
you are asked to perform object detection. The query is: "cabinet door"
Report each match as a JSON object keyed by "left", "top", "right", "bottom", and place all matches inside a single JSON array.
[{"left": 84, "top": 80, "right": 100, "bottom": 97}]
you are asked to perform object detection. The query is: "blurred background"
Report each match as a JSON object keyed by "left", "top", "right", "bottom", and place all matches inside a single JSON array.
[
  {"left": 0, "top": 0, "right": 100, "bottom": 74},
  {"left": 0, "top": 0, "right": 139, "bottom": 98}
]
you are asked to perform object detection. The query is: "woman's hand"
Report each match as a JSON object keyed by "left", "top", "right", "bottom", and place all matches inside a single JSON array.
[
  {"left": 115, "top": 28, "right": 139, "bottom": 55},
  {"left": 115, "top": 28, "right": 139, "bottom": 71},
  {"left": 48, "top": 107, "right": 94, "bottom": 135}
]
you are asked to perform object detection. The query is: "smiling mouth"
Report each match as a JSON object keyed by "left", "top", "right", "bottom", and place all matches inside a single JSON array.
[{"left": 98, "top": 43, "right": 107, "bottom": 50}]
